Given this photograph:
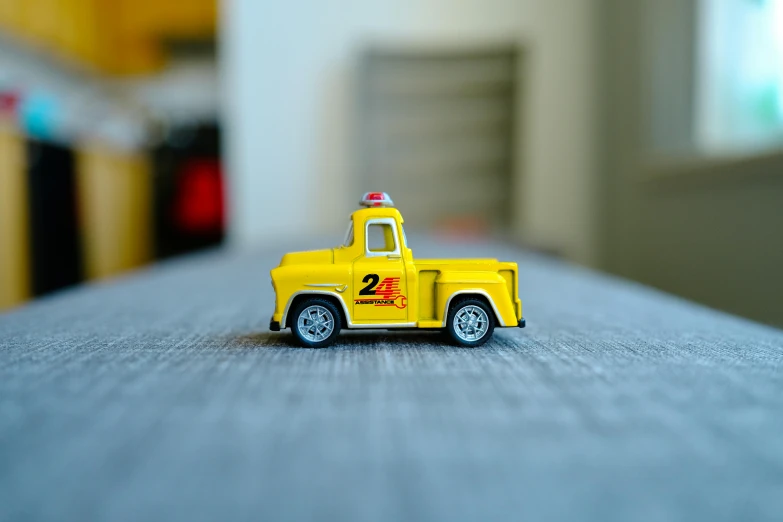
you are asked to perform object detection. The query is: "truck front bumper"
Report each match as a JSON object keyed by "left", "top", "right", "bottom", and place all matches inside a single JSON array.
[
  {"left": 269, "top": 318, "right": 281, "bottom": 331},
  {"left": 518, "top": 318, "right": 526, "bottom": 328}
]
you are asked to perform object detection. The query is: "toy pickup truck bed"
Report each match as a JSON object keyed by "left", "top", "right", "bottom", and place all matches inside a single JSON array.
[{"left": 412, "top": 258, "right": 522, "bottom": 329}]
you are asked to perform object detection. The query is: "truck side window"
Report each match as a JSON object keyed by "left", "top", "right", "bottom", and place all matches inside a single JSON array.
[{"left": 367, "top": 224, "right": 395, "bottom": 252}]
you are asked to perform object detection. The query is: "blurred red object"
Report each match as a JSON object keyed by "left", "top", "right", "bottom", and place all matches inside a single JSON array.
[
  {"left": 435, "top": 216, "right": 490, "bottom": 240},
  {"left": 0, "top": 91, "right": 21, "bottom": 116},
  {"left": 172, "top": 158, "right": 224, "bottom": 234}
]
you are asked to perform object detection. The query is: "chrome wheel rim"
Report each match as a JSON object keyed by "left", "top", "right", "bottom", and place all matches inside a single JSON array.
[
  {"left": 453, "top": 305, "right": 489, "bottom": 342},
  {"left": 297, "top": 305, "right": 334, "bottom": 342}
]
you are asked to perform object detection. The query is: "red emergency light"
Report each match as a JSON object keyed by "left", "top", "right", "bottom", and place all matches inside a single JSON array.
[{"left": 359, "top": 192, "right": 394, "bottom": 208}]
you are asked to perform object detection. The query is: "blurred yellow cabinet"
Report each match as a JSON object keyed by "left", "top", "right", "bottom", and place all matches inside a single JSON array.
[
  {"left": 77, "top": 144, "right": 153, "bottom": 280},
  {"left": 0, "top": 124, "right": 30, "bottom": 310},
  {"left": 0, "top": 0, "right": 216, "bottom": 74}
]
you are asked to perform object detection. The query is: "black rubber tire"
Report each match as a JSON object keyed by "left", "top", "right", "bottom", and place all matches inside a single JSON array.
[
  {"left": 290, "top": 298, "right": 342, "bottom": 348},
  {"left": 446, "top": 297, "right": 496, "bottom": 347}
]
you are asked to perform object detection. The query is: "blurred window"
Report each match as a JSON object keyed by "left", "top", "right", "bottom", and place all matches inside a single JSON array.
[{"left": 696, "top": 0, "right": 783, "bottom": 153}]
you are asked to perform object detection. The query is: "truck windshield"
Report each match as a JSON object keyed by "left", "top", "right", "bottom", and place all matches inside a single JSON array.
[{"left": 343, "top": 221, "right": 354, "bottom": 247}]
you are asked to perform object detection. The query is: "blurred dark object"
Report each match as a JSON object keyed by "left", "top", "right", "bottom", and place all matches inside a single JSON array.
[
  {"left": 26, "top": 140, "right": 82, "bottom": 295},
  {"left": 154, "top": 124, "right": 224, "bottom": 258}
]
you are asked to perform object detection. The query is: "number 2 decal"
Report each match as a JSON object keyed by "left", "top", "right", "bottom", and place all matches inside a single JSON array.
[
  {"left": 359, "top": 274, "right": 380, "bottom": 295},
  {"left": 355, "top": 274, "right": 407, "bottom": 309}
]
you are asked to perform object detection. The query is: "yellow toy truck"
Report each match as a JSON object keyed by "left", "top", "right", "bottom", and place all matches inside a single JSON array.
[{"left": 269, "top": 192, "right": 525, "bottom": 347}]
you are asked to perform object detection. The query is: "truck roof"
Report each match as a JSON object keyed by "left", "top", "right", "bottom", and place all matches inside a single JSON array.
[{"left": 351, "top": 206, "right": 404, "bottom": 223}]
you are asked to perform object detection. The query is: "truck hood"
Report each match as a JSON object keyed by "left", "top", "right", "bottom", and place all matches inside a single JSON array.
[{"left": 279, "top": 249, "right": 334, "bottom": 267}]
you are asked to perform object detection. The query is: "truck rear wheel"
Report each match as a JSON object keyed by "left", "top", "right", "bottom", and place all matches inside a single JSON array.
[
  {"left": 291, "top": 298, "right": 342, "bottom": 348},
  {"left": 446, "top": 298, "right": 495, "bottom": 347}
]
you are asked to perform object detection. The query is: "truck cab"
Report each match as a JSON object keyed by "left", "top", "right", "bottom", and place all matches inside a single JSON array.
[{"left": 270, "top": 192, "right": 524, "bottom": 347}]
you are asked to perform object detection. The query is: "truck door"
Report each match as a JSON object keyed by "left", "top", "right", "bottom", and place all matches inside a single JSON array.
[{"left": 352, "top": 218, "right": 408, "bottom": 323}]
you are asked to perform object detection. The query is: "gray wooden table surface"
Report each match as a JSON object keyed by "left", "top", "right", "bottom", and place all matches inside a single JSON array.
[{"left": 1, "top": 237, "right": 782, "bottom": 522}]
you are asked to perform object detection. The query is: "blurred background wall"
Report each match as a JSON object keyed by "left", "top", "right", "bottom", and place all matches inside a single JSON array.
[
  {"left": 600, "top": 0, "right": 783, "bottom": 325},
  {"left": 222, "top": 0, "right": 600, "bottom": 266},
  {"left": 1, "top": 0, "right": 783, "bottom": 327}
]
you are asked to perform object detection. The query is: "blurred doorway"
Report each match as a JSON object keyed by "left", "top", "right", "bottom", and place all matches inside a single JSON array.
[
  {"left": 358, "top": 47, "right": 519, "bottom": 234},
  {"left": 27, "top": 140, "right": 82, "bottom": 295}
]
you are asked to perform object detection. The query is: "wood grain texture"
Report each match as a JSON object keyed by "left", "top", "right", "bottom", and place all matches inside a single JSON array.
[{"left": 1, "top": 237, "right": 782, "bottom": 522}]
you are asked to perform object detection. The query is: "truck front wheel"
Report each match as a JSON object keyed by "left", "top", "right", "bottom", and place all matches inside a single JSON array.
[
  {"left": 291, "top": 298, "right": 342, "bottom": 348},
  {"left": 446, "top": 298, "right": 496, "bottom": 347}
]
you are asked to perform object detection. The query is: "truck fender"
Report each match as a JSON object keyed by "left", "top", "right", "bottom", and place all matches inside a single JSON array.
[
  {"left": 441, "top": 289, "right": 508, "bottom": 327},
  {"left": 282, "top": 290, "right": 351, "bottom": 328}
]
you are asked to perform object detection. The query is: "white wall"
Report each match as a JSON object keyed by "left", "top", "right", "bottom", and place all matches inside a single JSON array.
[{"left": 222, "top": 0, "right": 598, "bottom": 265}]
